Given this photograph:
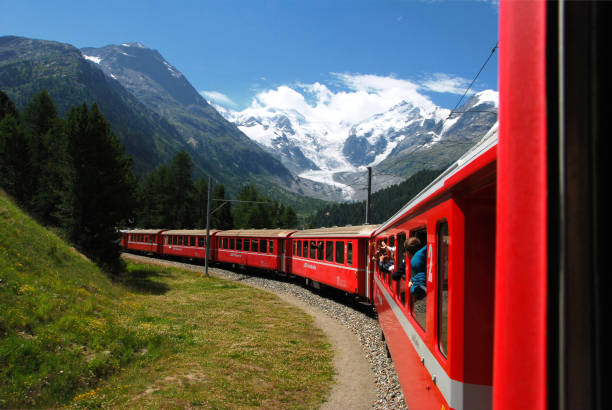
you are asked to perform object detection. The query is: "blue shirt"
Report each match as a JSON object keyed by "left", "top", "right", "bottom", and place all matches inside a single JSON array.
[{"left": 410, "top": 246, "right": 427, "bottom": 294}]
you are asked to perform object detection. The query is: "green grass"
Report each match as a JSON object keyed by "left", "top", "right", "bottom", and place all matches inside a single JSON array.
[{"left": 0, "top": 189, "right": 334, "bottom": 408}]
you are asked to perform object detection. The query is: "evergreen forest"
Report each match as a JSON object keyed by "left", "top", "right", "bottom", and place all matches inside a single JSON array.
[
  {"left": 306, "top": 169, "right": 444, "bottom": 228},
  {"left": 0, "top": 90, "right": 299, "bottom": 274}
]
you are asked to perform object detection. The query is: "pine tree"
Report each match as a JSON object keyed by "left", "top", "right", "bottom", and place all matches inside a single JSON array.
[
  {"left": 211, "top": 183, "right": 233, "bottom": 230},
  {"left": 0, "top": 91, "right": 18, "bottom": 120},
  {"left": 0, "top": 115, "right": 28, "bottom": 202},
  {"left": 167, "top": 150, "right": 196, "bottom": 228},
  {"left": 66, "top": 103, "right": 136, "bottom": 270},
  {"left": 21, "top": 91, "right": 70, "bottom": 225},
  {"left": 194, "top": 177, "right": 208, "bottom": 228}
]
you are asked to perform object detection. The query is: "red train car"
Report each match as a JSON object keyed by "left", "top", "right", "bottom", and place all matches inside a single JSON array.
[
  {"left": 160, "top": 230, "right": 220, "bottom": 260},
  {"left": 121, "top": 229, "right": 166, "bottom": 255},
  {"left": 290, "top": 225, "right": 379, "bottom": 297},
  {"left": 215, "top": 229, "right": 296, "bottom": 272},
  {"left": 371, "top": 1, "right": 605, "bottom": 409},
  {"left": 372, "top": 131, "right": 496, "bottom": 410}
]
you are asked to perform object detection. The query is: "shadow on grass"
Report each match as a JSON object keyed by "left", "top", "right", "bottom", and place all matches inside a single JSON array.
[{"left": 121, "top": 268, "right": 171, "bottom": 295}]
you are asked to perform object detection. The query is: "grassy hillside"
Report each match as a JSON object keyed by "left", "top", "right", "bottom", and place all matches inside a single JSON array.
[{"left": 0, "top": 189, "right": 333, "bottom": 408}]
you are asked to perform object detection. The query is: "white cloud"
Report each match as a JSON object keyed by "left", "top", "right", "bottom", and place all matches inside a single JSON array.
[
  {"left": 420, "top": 73, "right": 472, "bottom": 95},
  {"left": 243, "top": 73, "right": 444, "bottom": 131},
  {"left": 199, "top": 90, "right": 237, "bottom": 108}
]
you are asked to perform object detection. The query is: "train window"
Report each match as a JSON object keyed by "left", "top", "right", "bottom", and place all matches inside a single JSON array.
[
  {"left": 269, "top": 240, "right": 273, "bottom": 253},
  {"left": 252, "top": 239, "right": 259, "bottom": 252},
  {"left": 190, "top": 236, "right": 195, "bottom": 247},
  {"left": 223, "top": 238, "right": 228, "bottom": 249},
  {"left": 229, "top": 238, "right": 235, "bottom": 249},
  {"left": 347, "top": 242, "right": 353, "bottom": 265},
  {"left": 302, "top": 241, "right": 308, "bottom": 257},
  {"left": 296, "top": 240, "right": 301, "bottom": 256},
  {"left": 326, "top": 241, "right": 333, "bottom": 262},
  {"left": 336, "top": 241, "right": 344, "bottom": 264},
  {"left": 244, "top": 239, "right": 250, "bottom": 252},
  {"left": 261, "top": 240, "right": 267, "bottom": 253},
  {"left": 317, "top": 241, "right": 324, "bottom": 260},
  {"left": 409, "top": 228, "right": 428, "bottom": 331},
  {"left": 184, "top": 236, "right": 189, "bottom": 246},
  {"left": 198, "top": 236, "right": 204, "bottom": 247},
  {"left": 178, "top": 236, "right": 183, "bottom": 246},
  {"left": 164, "top": 237, "right": 168, "bottom": 245},
  {"left": 310, "top": 241, "right": 316, "bottom": 259},
  {"left": 397, "top": 232, "right": 407, "bottom": 305},
  {"left": 437, "top": 221, "right": 449, "bottom": 357},
  {"left": 237, "top": 238, "right": 242, "bottom": 250}
]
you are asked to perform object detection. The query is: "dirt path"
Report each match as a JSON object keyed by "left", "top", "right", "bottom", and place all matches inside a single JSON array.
[{"left": 122, "top": 254, "right": 377, "bottom": 409}]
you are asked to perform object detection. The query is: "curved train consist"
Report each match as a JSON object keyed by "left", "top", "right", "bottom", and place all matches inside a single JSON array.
[{"left": 123, "top": 2, "right": 604, "bottom": 409}]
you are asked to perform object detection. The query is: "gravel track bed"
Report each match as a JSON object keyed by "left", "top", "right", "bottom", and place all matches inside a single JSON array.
[{"left": 123, "top": 253, "right": 407, "bottom": 409}]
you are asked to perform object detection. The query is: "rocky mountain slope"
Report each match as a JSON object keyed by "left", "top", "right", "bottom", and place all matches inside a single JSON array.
[{"left": 222, "top": 90, "right": 498, "bottom": 200}]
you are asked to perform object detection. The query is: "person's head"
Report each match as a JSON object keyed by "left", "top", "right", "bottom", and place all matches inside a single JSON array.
[{"left": 404, "top": 237, "right": 422, "bottom": 257}]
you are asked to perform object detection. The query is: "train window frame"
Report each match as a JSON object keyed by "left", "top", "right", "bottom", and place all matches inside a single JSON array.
[
  {"left": 198, "top": 236, "right": 205, "bottom": 247},
  {"left": 236, "top": 238, "right": 242, "bottom": 250},
  {"left": 336, "top": 241, "right": 344, "bottom": 264},
  {"left": 252, "top": 239, "right": 259, "bottom": 253},
  {"left": 310, "top": 241, "right": 316, "bottom": 259},
  {"left": 303, "top": 241, "right": 308, "bottom": 258},
  {"left": 244, "top": 239, "right": 251, "bottom": 252},
  {"left": 269, "top": 240, "right": 273, "bottom": 253},
  {"left": 347, "top": 242, "right": 353, "bottom": 266},
  {"left": 317, "top": 241, "right": 324, "bottom": 261},
  {"left": 261, "top": 240, "right": 267, "bottom": 253},
  {"left": 190, "top": 236, "right": 195, "bottom": 247},
  {"left": 178, "top": 236, "right": 183, "bottom": 246},
  {"left": 297, "top": 240, "right": 302, "bottom": 256},
  {"left": 397, "top": 232, "right": 407, "bottom": 306},
  {"left": 326, "top": 241, "right": 333, "bottom": 262},
  {"left": 409, "top": 227, "right": 428, "bottom": 332},
  {"left": 437, "top": 220, "right": 449, "bottom": 358},
  {"left": 229, "top": 238, "right": 235, "bottom": 249}
]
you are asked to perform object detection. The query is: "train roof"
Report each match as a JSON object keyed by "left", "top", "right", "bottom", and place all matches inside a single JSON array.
[
  {"left": 291, "top": 224, "right": 380, "bottom": 238},
  {"left": 376, "top": 126, "right": 498, "bottom": 234},
  {"left": 216, "top": 229, "right": 297, "bottom": 238},
  {"left": 162, "top": 229, "right": 221, "bottom": 235},
  {"left": 121, "top": 229, "right": 166, "bottom": 234}
]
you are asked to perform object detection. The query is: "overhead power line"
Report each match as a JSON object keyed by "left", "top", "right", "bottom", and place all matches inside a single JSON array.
[{"left": 448, "top": 42, "right": 498, "bottom": 119}]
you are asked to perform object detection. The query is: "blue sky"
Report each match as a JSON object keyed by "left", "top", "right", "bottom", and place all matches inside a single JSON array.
[{"left": 1, "top": 0, "right": 498, "bottom": 111}]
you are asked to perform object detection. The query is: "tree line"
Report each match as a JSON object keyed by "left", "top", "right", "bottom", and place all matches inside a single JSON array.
[
  {"left": 0, "top": 90, "right": 136, "bottom": 272},
  {"left": 306, "top": 169, "right": 444, "bottom": 228},
  {"left": 0, "top": 90, "right": 299, "bottom": 272},
  {"left": 134, "top": 154, "right": 297, "bottom": 231}
]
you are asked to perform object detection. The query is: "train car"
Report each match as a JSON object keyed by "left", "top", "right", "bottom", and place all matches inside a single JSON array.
[
  {"left": 372, "top": 129, "right": 497, "bottom": 410},
  {"left": 122, "top": 229, "right": 166, "bottom": 255},
  {"left": 215, "top": 229, "right": 296, "bottom": 272},
  {"left": 160, "top": 230, "right": 220, "bottom": 260},
  {"left": 290, "top": 225, "right": 379, "bottom": 297},
  {"left": 371, "top": 1, "right": 606, "bottom": 409}
]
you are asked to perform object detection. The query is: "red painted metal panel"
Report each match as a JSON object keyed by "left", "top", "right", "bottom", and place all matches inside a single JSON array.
[
  {"left": 373, "top": 280, "right": 448, "bottom": 410},
  {"left": 290, "top": 238, "right": 369, "bottom": 295},
  {"left": 495, "top": 1, "right": 548, "bottom": 409}
]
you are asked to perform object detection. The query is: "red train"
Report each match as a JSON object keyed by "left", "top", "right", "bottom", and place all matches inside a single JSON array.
[{"left": 122, "top": 1, "right": 604, "bottom": 408}]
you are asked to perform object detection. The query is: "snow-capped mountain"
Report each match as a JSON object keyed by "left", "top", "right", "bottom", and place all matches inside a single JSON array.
[{"left": 219, "top": 90, "right": 498, "bottom": 200}]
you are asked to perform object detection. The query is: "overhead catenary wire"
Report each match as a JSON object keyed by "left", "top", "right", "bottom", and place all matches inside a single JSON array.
[{"left": 447, "top": 41, "right": 498, "bottom": 119}]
